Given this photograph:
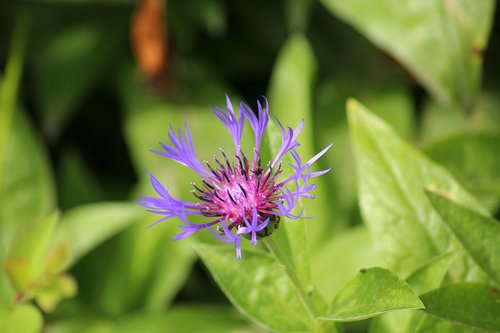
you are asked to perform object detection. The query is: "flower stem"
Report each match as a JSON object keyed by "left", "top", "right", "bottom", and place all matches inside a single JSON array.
[{"left": 263, "top": 236, "right": 337, "bottom": 333}]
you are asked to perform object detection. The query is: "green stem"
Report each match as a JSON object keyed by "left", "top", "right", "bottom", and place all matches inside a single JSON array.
[
  {"left": 263, "top": 236, "right": 337, "bottom": 333},
  {"left": 0, "top": 11, "right": 30, "bottom": 185}
]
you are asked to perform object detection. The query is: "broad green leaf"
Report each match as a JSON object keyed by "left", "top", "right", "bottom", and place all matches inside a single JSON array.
[
  {"left": 405, "top": 252, "right": 457, "bottom": 295},
  {"left": 315, "top": 78, "right": 415, "bottom": 235},
  {"left": 195, "top": 243, "right": 315, "bottom": 332},
  {"left": 426, "top": 190, "right": 500, "bottom": 287},
  {"left": 62, "top": 211, "right": 194, "bottom": 316},
  {"left": 322, "top": 267, "right": 424, "bottom": 322},
  {"left": 0, "top": 22, "right": 55, "bottom": 305},
  {"left": 370, "top": 252, "right": 456, "bottom": 333},
  {"left": 420, "top": 283, "right": 500, "bottom": 332},
  {"left": 420, "top": 92, "right": 500, "bottom": 144},
  {"left": 312, "top": 226, "right": 379, "bottom": 301},
  {"left": 370, "top": 310, "right": 482, "bottom": 333},
  {"left": 101, "top": 65, "right": 228, "bottom": 316},
  {"left": 57, "top": 148, "right": 107, "bottom": 209},
  {"left": 267, "top": 33, "right": 318, "bottom": 297},
  {"left": 415, "top": 316, "right": 488, "bottom": 333},
  {"left": 0, "top": 304, "right": 43, "bottom": 333},
  {"left": 0, "top": 11, "right": 29, "bottom": 184},
  {"left": 267, "top": 33, "right": 316, "bottom": 187},
  {"left": 117, "top": 305, "right": 253, "bottom": 333},
  {"left": 54, "top": 202, "right": 143, "bottom": 270},
  {"left": 347, "top": 99, "right": 487, "bottom": 278},
  {"left": 424, "top": 132, "right": 500, "bottom": 211},
  {"left": 321, "top": 0, "right": 495, "bottom": 108},
  {"left": 0, "top": 109, "right": 56, "bottom": 246},
  {"left": 45, "top": 317, "right": 116, "bottom": 333},
  {"left": 35, "top": 274, "right": 77, "bottom": 313},
  {"left": 5, "top": 212, "right": 58, "bottom": 291}
]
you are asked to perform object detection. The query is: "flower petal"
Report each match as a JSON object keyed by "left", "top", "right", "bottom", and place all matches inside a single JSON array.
[
  {"left": 152, "top": 123, "right": 211, "bottom": 178},
  {"left": 211, "top": 94, "right": 244, "bottom": 149}
]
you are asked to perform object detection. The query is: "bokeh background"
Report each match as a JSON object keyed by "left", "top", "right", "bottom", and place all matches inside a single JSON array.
[{"left": 1, "top": 0, "right": 499, "bottom": 332}]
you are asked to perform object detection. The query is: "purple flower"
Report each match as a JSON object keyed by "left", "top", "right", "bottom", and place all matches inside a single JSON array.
[{"left": 137, "top": 95, "right": 331, "bottom": 259}]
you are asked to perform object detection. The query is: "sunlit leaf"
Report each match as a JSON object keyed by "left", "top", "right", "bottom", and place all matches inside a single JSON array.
[
  {"left": 370, "top": 252, "right": 457, "bottom": 333},
  {"left": 35, "top": 274, "right": 77, "bottom": 313},
  {"left": 420, "top": 283, "right": 500, "bottom": 332},
  {"left": 321, "top": 0, "right": 496, "bottom": 109},
  {"left": 267, "top": 33, "right": 319, "bottom": 299},
  {"left": 117, "top": 305, "right": 252, "bottom": 333},
  {"left": 347, "top": 99, "right": 487, "bottom": 279},
  {"left": 426, "top": 190, "right": 500, "bottom": 287},
  {"left": 406, "top": 252, "right": 457, "bottom": 296},
  {"left": 0, "top": 304, "right": 43, "bottom": 333},
  {"left": 0, "top": 109, "right": 56, "bottom": 248},
  {"left": 424, "top": 132, "right": 500, "bottom": 211},
  {"left": 321, "top": 267, "right": 423, "bottom": 322},
  {"left": 312, "top": 226, "right": 379, "bottom": 301},
  {"left": 5, "top": 212, "right": 58, "bottom": 291},
  {"left": 45, "top": 317, "right": 116, "bottom": 333},
  {"left": 54, "top": 202, "right": 143, "bottom": 270},
  {"left": 195, "top": 243, "right": 316, "bottom": 332}
]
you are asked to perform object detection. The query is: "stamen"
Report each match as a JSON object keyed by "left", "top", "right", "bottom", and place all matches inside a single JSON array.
[
  {"left": 213, "top": 155, "right": 226, "bottom": 172},
  {"left": 191, "top": 182, "right": 205, "bottom": 194},
  {"left": 221, "top": 170, "right": 230, "bottom": 183},
  {"left": 235, "top": 154, "right": 248, "bottom": 180},
  {"left": 214, "top": 190, "right": 226, "bottom": 202},
  {"left": 227, "top": 189, "right": 237, "bottom": 205},
  {"left": 192, "top": 191, "right": 213, "bottom": 203},
  {"left": 205, "top": 160, "right": 222, "bottom": 181},
  {"left": 237, "top": 183, "right": 247, "bottom": 197},
  {"left": 240, "top": 150, "right": 250, "bottom": 172},
  {"left": 202, "top": 180, "right": 215, "bottom": 190},
  {"left": 220, "top": 148, "right": 233, "bottom": 172}
]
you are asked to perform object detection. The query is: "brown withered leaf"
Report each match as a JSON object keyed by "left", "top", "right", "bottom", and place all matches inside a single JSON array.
[{"left": 131, "top": 0, "right": 172, "bottom": 93}]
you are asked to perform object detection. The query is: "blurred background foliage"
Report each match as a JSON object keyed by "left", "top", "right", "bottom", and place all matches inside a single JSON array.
[{"left": 0, "top": 0, "right": 499, "bottom": 332}]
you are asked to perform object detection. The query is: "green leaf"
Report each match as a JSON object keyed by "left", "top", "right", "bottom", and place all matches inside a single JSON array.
[
  {"left": 0, "top": 11, "right": 29, "bottom": 185},
  {"left": 5, "top": 212, "right": 58, "bottom": 290},
  {"left": 54, "top": 202, "right": 143, "bottom": 270},
  {"left": 0, "top": 304, "right": 43, "bottom": 333},
  {"left": 35, "top": 274, "right": 77, "bottom": 313},
  {"left": 194, "top": 243, "right": 315, "bottom": 332},
  {"left": 74, "top": 216, "right": 194, "bottom": 316},
  {"left": 0, "top": 108, "right": 57, "bottom": 247},
  {"left": 266, "top": 34, "right": 325, "bottom": 304},
  {"left": 426, "top": 190, "right": 500, "bottom": 287},
  {"left": 117, "top": 305, "right": 251, "bottom": 333},
  {"left": 420, "top": 92, "right": 500, "bottom": 145},
  {"left": 424, "top": 132, "right": 500, "bottom": 211},
  {"left": 406, "top": 252, "right": 457, "bottom": 295},
  {"left": 312, "top": 226, "right": 379, "bottom": 301},
  {"left": 321, "top": 0, "right": 496, "bottom": 109},
  {"left": 45, "top": 317, "right": 116, "bottom": 333},
  {"left": 370, "top": 252, "right": 457, "bottom": 333},
  {"left": 315, "top": 79, "right": 415, "bottom": 235},
  {"left": 347, "top": 99, "right": 487, "bottom": 278},
  {"left": 56, "top": 203, "right": 193, "bottom": 315},
  {"left": 322, "top": 267, "right": 424, "bottom": 322},
  {"left": 420, "top": 283, "right": 500, "bottom": 332}
]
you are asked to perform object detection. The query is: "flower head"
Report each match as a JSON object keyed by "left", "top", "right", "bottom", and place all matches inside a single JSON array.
[{"left": 138, "top": 95, "right": 330, "bottom": 259}]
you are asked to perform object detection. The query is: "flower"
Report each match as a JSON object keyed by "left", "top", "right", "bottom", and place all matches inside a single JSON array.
[{"left": 137, "top": 95, "right": 331, "bottom": 259}]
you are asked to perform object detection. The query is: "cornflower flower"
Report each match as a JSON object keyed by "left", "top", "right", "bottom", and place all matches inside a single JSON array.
[{"left": 138, "top": 95, "right": 330, "bottom": 259}]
